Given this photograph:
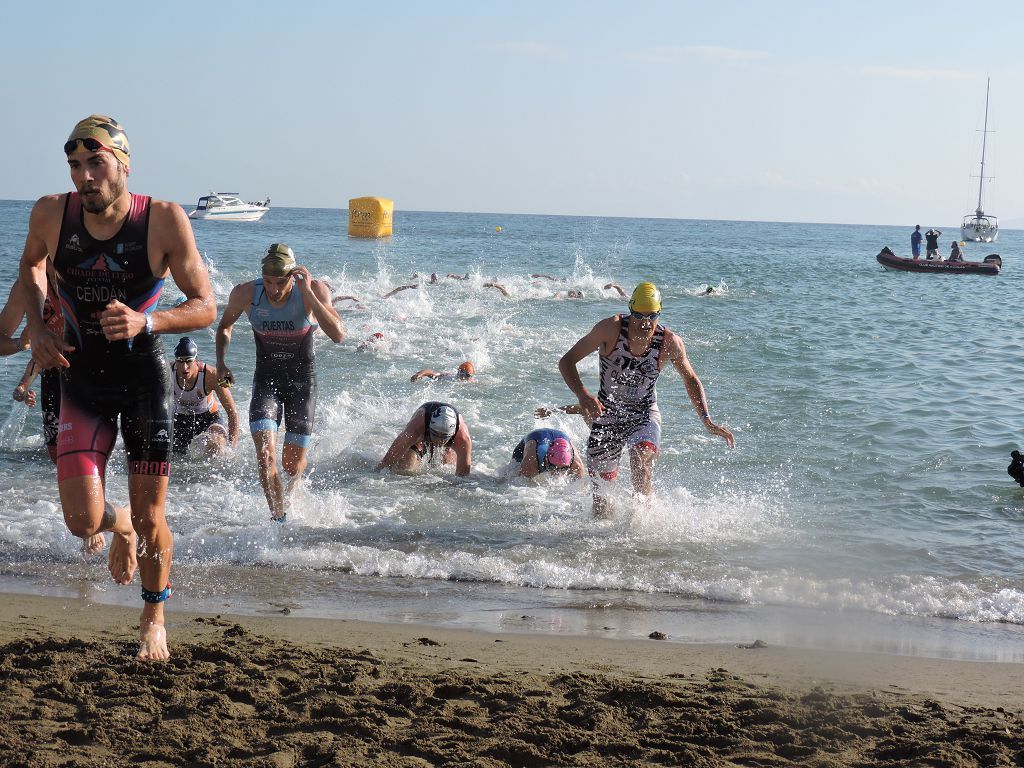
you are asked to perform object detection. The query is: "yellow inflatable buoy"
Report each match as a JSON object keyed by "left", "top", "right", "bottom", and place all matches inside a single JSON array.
[
  {"left": 495, "top": 226, "right": 502, "bottom": 233},
  {"left": 348, "top": 197, "right": 393, "bottom": 238}
]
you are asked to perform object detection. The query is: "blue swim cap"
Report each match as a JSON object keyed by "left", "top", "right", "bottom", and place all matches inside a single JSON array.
[{"left": 174, "top": 337, "right": 198, "bottom": 360}]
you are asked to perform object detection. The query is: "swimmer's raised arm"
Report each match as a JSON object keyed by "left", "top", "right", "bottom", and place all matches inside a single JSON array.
[
  {"left": 382, "top": 284, "right": 418, "bottom": 299},
  {"left": 483, "top": 282, "right": 510, "bottom": 297}
]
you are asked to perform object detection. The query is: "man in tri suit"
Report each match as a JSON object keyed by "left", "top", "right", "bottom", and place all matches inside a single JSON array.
[
  {"left": 19, "top": 115, "right": 216, "bottom": 660},
  {"left": 170, "top": 337, "right": 239, "bottom": 457},
  {"left": 558, "top": 282, "right": 735, "bottom": 517},
  {"left": 216, "top": 244, "right": 345, "bottom": 521}
]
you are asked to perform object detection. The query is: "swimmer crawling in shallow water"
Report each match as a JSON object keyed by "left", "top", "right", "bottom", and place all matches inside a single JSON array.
[{"left": 377, "top": 402, "right": 472, "bottom": 476}]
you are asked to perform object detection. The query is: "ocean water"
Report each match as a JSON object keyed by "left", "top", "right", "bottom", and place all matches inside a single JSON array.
[{"left": 0, "top": 199, "right": 1022, "bottom": 661}]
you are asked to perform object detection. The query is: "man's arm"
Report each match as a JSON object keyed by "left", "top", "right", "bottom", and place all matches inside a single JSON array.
[
  {"left": 558, "top": 317, "right": 617, "bottom": 423},
  {"left": 215, "top": 282, "right": 251, "bottom": 387},
  {"left": 13, "top": 359, "right": 39, "bottom": 405},
  {"left": 382, "top": 284, "right": 417, "bottom": 299},
  {"left": 454, "top": 424, "right": 472, "bottom": 477},
  {"left": 99, "top": 201, "right": 215, "bottom": 340},
  {"left": 568, "top": 453, "right": 585, "bottom": 479},
  {"left": 205, "top": 364, "right": 240, "bottom": 446},
  {"left": 534, "top": 403, "right": 583, "bottom": 419},
  {"left": 19, "top": 196, "right": 73, "bottom": 369},
  {"left": 294, "top": 270, "right": 344, "bottom": 343},
  {"left": 663, "top": 330, "right": 735, "bottom": 448},
  {"left": 0, "top": 279, "right": 29, "bottom": 356},
  {"left": 411, "top": 369, "right": 442, "bottom": 382},
  {"left": 603, "top": 283, "right": 628, "bottom": 299},
  {"left": 376, "top": 409, "right": 425, "bottom": 471},
  {"left": 483, "top": 282, "right": 509, "bottom": 297},
  {"left": 518, "top": 440, "right": 539, "bottom": 477}
]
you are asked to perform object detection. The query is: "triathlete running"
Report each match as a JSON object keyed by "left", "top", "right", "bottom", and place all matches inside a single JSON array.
[
  {"left": 216, "top": 243, "right": 345, "bottom": 521},
  {"left": 559, "top": 281, "right": 735, "bottom": 517},
  {"left": 19, "top": 114, "right": 216, "bottom": 660}
]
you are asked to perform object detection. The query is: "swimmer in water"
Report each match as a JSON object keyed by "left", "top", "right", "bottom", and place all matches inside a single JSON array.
[
  {"left": 411, "top": 361, "right": 476, "bottom": 382},
  {"left": 356, "top": 331, "right": 386, "bottom": 352},
  {"left": 511, "top": 428, "right": 584, "bottom": 479},
  {"left": 377, "top": 401, "right": 472, "bottom": 476}
]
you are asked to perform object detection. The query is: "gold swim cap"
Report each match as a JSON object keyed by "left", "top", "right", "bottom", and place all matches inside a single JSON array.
[
  {"left": 261, "top": 243, "right": 296, "bottom": 276},
  {"left": 629, "top": 282, "right": 662, "bottom": 313},
  {"left": 65, "top": 115, "right": 130, "bottom": 168}
]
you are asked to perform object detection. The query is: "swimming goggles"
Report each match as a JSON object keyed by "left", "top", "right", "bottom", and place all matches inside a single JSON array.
[{"left": 64, "top": 137, "right": 113, "bottom": 155}]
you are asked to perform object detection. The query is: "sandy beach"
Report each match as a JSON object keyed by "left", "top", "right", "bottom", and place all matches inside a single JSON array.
[{"left": 0, "top": 593, "right": 1020, "bottom": 767}]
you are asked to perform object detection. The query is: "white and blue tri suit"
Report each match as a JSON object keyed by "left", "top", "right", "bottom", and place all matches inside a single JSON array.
[{"left": 246, "top": 278, "right": 318, "bottom": 447}]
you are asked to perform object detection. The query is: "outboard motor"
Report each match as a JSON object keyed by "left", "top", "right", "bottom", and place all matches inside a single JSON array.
[{"left": 1008, "top": 450, "right": 1024, "bottom": 487}]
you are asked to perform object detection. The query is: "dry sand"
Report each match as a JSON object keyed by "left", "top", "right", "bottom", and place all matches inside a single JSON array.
[{"left": 0, "top": 592, "right": 1022, "bottom": 767}]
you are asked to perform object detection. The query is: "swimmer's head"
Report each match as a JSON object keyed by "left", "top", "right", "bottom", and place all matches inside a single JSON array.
[
  {"left": 173, "top": 337, "right": 198, "bottom": 362},
  {"left": 546, "top": 437, "right": 573, "bottom": 469},
  {"left": 371, "top": 332, "right": 385, "bottom": 341},
  {"left": 428, "top": 404, "right": 457, "bottom": 442},
  {"left": 261, "top": 243, "right": 296, "bottom": 277},
  {"left": 629, "top": 282, "right": 662, "bottom": 314},
  {"left": 65, "top": 115, "right": 130, "bottom": 169},
  {"left": 457, "top": 361, "right": 475, "bottom": 379},
  {"left": 567, "top": 290, "right": 584, "bottom": 299}
]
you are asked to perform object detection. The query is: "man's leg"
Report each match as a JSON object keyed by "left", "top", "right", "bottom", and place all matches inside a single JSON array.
[
  {"left": 628, "top": 444, "right": 658, "bottom": 495},
  {"left": 253, "top": 430, "right": 285, "bottom": 519},
  {"left": 56, "top": 397, "right": 122, "bottom": 560},
  {"left": 279, "top": 379, "right": 315, "bottom": 502},
  {"left": 586, "top": 421, "right": 624, "bottom": 518},
  {"left": 59, "top": 475, "right": 135, "bottom": 578},
  {"left": 281, "top": 441, "right": 308, "bottom": 497},
  {"left": 127, "top": 473, "right": 171, "bottom": 661}
]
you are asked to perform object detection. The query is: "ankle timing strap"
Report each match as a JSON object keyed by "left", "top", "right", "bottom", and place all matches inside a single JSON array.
[{"left": 141, "top": 583, "right": 172, "bottom": 603}]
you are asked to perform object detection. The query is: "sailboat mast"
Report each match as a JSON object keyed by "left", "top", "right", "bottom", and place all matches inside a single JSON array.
[{"left": 976, "top": 77, "right": 990, "bottom": 215}]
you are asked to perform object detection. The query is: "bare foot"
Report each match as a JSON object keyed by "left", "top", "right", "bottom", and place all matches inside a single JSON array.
[
  {"left": 81, "top": 533, "right": 107, "bottom": 556},
  {"left": 137, "top": 621, "right": 169, "bottom": 661},
  {"left": 107, "top": 531, "right": 138, "bottom": 585}
]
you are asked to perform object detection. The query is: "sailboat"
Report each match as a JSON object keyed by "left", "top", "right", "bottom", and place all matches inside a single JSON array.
[{"left": 961, "top": 78, "right": 998, "bottom": 243}]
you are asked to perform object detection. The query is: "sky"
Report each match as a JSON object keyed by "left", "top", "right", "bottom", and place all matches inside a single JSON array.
[{"left": 3, "top": 1, "right": 1024, "bottom": 226}]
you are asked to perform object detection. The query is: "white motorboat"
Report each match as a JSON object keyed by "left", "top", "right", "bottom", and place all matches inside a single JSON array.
[
  {"left": 961, "top": 79, "right": 998, "bottom": 243},
  {"left": 188, "top": 192, "right": 270, "bottom": 222}
]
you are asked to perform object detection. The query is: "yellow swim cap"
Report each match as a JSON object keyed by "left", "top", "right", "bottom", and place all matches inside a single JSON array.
[
  {"left": 261, "top": 243, "right": 296, "bottom": 276},
  {"left": 629, "top": 282, "right": 662, "bottom": 313},
  {"left": 65, "top": 115, "right": 130, "bottom": 168}
]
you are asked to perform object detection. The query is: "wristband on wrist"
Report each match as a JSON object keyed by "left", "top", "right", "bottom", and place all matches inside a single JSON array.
[{"left": 144, "top": 314, "right": 154, "bottom": 335}]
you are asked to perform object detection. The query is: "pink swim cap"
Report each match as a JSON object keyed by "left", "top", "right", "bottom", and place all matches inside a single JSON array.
[{"left": 547, "top": 437, "right": 573, "bottom": 468}]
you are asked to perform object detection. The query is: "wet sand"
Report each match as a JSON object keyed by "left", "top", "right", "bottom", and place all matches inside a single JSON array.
[{"left": 0, "top": 592, "right": 1022, "bottom": 767}]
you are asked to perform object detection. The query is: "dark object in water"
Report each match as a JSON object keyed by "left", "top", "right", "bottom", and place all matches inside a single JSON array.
[{"left": 1008, "top": 450, "right": 1024, "bottom": 487}]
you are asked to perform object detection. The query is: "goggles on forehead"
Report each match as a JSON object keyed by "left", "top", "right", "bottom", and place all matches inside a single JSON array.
[{"left": 64, "top": 137, "right": 114, "bottom": 155}]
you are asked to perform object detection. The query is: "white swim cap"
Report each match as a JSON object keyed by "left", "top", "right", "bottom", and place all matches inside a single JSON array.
[{"left": 428, "top": 405, "right": 458, "bottom": 440}]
